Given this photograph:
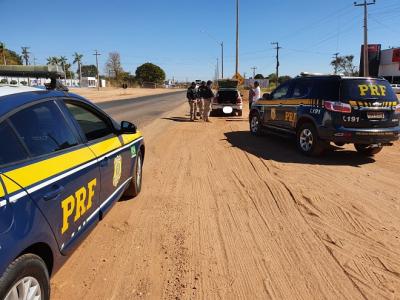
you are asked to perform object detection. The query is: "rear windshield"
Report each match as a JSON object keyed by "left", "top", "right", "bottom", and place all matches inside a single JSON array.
[{"left": 341, "top": 79, "right": 397, "bottom": 102}]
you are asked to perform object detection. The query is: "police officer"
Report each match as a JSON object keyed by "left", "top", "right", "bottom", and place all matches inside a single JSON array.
[
  {"left": 202, "top": 80, "right": 215, "bottom": 122},
  {"left": 197, "top": 81, "right": 206, "bottom": 119},
  {"left": 187, "top": 82, "right": 198, "bottom": 121}
]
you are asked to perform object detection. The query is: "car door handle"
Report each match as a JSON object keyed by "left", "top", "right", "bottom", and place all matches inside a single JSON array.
[
  {"left": 43, "top": 185, "right": 64, "bottom": 201},
  {"left": 100, "top": 157, "right": 109, "bottom": 167}
]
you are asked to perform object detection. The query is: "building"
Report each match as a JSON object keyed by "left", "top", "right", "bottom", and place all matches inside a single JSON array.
[{"left": 379, "top": 48, "right": 400, "bottom": 84}]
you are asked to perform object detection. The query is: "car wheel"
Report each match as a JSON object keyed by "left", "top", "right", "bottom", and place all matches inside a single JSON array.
[
  {"left": 354, "top": 144, "right": 383, "bottom": 156},
  {"left": 124, "top": 150, "right": 143, "bottom": 197},
  {"left": 250, "top": 114, "right": 262, "bottom": 136},
  {"left": 297, "top": 123, "right": 325, "bottom": 156},
  {"left": 0, "top": 254, "right": 50, "bottom": 300}
]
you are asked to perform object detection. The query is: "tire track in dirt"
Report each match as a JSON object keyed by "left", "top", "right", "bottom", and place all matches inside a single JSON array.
[{"left": 52, "top": 103, "right": 400, "bottom": 299}]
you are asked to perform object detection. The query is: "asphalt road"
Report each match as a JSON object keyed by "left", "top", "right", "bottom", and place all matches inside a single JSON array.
[{"left": 97, "top": 90, "right": 186, "bottom": 127}]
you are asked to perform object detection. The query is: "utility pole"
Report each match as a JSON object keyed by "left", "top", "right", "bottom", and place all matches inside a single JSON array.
[
  {"left": 354, "top": 0, "right": 376, "bottom": 77},
  {"left": 93, "top": 50, "right": 101, "bottom": 91},
  {"left": 221, "top": 42, "right": 224, "bottom": 78},
  {"left": 235, "top": 0, "right": 239, "bottom": 75},
  {"left": 271, "top": 42, "right": 281, "bottom": 87},
  {"left": 333, "top": 52, "right": 340, "bottom": 74},
  {"left": 216, "top": 58, "right": 220, "bottom": 80},
  {"left": 251, "top": 67, "right": 257, "bottom": 79}
]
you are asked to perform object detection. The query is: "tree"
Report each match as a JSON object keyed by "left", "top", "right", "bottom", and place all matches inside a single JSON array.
[
  {"left": 278, "top": 75, "right": 292, "bottom": 84},
  {"left": 330, "top": 55, "right": 358, "bottom": 76},
  {"left": 254, "top": 74, "right": 264, "bottom": 79},
  {"left": 81, "top": 65, "right": 98, "bottom": 77},
  {"left": 105, "top": 52, "right": 123, "bottom": 80},
  {"left": 73, "top": 52, "right": 83, "bottom": 84},
  {"left": 135, "top": 62, "right": 166, "bottom": 84},
  {"left": 21, "top": 47, "right": 30, "bottom": 65},
  {"left": 47, "top": 56, "right": 60, "bottom": 65},
  {"left": 0, "top": 42, "right": 6, "bottom": 65},
  {"left": 0, "top": 42, "right": 22, "bottom": 65},
  {"left": 59, "top": 56, "right": 68, "bottom": 79}
]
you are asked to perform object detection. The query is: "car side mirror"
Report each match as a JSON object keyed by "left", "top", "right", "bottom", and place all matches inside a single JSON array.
[
  {"left": 120, "top": 121, "right": 137, "bottom": 134},
  {"left": 262, "top": 93, "right": 271, "bottom": 100}
]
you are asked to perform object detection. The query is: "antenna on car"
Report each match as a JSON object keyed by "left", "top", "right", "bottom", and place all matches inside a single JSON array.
[{"left": 0, "top": 65, "right": 68, "bottom": 91}]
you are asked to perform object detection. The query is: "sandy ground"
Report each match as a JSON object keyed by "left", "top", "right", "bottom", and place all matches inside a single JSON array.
[
  {"left": 69, "top": 87, "right": 184, "bottom": 103},
  {"left": 52, "top": 102, "right": 400, "bottom": 299}
]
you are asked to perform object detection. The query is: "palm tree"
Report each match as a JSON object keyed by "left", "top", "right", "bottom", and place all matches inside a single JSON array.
[
  {"left": 0, "top": 42, "right": 6, "bottom": 65},
  {"left": 21, "top": 46, "right": 30, "bottom": 65},
  {"left": 59, "top": 56, "right": 68, "bottom": 81},
  {"left": 73, "top": 52, "right": 83, "bottom": 86},
  {"left": 46, "top": 56, "right": 60, "bottom": 65}
]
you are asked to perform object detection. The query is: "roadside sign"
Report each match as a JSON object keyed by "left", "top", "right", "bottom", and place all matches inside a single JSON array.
[{"left": 232, "top": 73, "right": 244, "bottom": 85}]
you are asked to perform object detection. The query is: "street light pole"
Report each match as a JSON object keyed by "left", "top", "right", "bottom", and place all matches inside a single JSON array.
[
  {"left": 354, "top": 0, "right": 376, "bottom": 77},
  {"left": 235, "top": 0, "right": 239, "bottom": 75}
]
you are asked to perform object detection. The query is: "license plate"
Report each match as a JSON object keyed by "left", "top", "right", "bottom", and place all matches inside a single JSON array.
[
  {"left": 367, "top": 112, "right": 385, "bottom": 119},
  {"left": 223, "top": 106, "right": 233, "bottom": 114}
]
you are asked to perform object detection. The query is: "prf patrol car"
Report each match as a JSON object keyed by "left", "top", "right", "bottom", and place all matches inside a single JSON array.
[
  {"left": 0, "top": 66, "right": 145, "bottom": 300},
  {"left": 249, "top": 73, "right": 400, "bottom": 156}
]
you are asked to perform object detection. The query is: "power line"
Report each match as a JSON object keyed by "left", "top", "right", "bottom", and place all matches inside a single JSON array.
[{"left": 354, "top": 0, "right": 376, "bottom": 77}]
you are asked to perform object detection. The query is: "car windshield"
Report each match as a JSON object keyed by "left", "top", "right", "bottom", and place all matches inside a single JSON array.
[{"left": 341, "top": 79, "right": 397, "bottom": 102}]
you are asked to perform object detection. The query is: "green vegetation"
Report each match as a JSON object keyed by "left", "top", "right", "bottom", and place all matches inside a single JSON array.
[
  {"left": 81, "top": 65, "right": 98, "bottom": 77},
  {"left": 331, "top": 55, "right": 359, "bottom": 76},
  {"left": 135, "top": 63, "right": 166, "bottom": 84},
  {"left": 0, "top": 42, "right": 23, "bottom": 65}
]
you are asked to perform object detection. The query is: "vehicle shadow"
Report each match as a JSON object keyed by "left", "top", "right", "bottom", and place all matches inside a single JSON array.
[
  {"left": 224, "top": 131, "right": 375, "bottom": 167},
  {"left": 162, "top": 117, "right": 194, "bottom": 123}
]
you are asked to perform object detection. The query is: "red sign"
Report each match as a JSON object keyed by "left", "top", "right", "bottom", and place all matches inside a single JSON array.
[{"left": 393, "top": 49, "right": 400, "bottom": 63}]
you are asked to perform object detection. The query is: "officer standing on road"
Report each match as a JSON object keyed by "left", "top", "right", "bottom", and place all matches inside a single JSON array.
[
  {"left": 197, "top": 81, "right": 206, "bottom": 119},
  {"left": 202, "top": 80, "right": 215, "bottom": 122},
  {"left": 187, "top": 82, "right": 198, "bottom": 121}
]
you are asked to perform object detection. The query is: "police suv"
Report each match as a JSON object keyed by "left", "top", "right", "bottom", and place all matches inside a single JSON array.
[
  {"left": 0, "top": 66, "right": 145, "bottom": 300},
  {"left": 249, "top": 73, "right": 400, "bottom": 156}
]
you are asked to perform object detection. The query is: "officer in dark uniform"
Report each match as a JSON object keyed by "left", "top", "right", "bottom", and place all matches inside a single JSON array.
[{"left": 186, "top": 82, "right": 198, "bottom": 121}]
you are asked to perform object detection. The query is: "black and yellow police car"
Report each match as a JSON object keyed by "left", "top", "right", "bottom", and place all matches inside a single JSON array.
[
  {"left": 0, "top": 66, "right": 144, "bottom": 300},
  {"left": 249, "top": 73, "right": 400, "bottom": 156}
]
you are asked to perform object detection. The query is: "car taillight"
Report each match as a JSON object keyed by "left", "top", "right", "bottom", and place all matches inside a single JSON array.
[
  {"left": 324, "top": 101, "right": 352, "bottom": 114},
  {"left": 237, "top": 97, "right": 242, "bottom": 104}
]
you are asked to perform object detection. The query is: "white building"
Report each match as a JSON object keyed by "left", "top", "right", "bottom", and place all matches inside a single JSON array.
[{"left": 379, "top": 48, "right": 400, "bottom": 84}]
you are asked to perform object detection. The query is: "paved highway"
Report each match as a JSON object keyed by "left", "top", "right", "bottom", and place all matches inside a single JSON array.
[{"left": 98, "top": 90, "right": 186, "bottom": 127}]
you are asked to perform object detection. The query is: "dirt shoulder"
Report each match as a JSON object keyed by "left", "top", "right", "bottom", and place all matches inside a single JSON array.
[
  {"left": 52, "top": 103, "right": 400, "bottom": 299},
  {"left": 69, "top": 87, "right": 184, "bottom": 103}
]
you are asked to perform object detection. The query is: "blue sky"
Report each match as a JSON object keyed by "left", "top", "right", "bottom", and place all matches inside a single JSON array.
[{"left": 1, "top": 0, "right": 399, "bottom": 81}]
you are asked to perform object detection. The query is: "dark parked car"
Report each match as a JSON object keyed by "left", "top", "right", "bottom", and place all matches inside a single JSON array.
[{"left": 249, "top": 73, "right": 400, "bottom": 156}]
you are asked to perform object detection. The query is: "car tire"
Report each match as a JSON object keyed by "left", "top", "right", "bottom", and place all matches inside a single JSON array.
[
  {"left": 124, "top": 150, "right": 143, "bottom": 197},
  {"left": 296, "top": 123, "right": 325, "bottom": 156},
  {"left": 0, "top": 254, "right": 50, "bottom": 300},
  {"left": 250, "top": 113, "right": 262, "bottom": 136},
  {"left": 354, "top": 144, "right": 383, "bottom": 156}
]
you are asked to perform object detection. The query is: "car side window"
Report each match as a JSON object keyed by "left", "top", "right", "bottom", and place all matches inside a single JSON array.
[
  {"left": 0, "top": 121, "right": 29, "bottom": 166},
  {"left": 292, "top": 80, "right": 312, "bottom": 98},
  {"left": 9, "top": 102, "right": 79, "bottom": 158},
  {"left": 65, "top": 102, "right": 113, "bottom": 142},
  {"left": 272, "top": 83, "right": 290, "bottom": 100}
]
